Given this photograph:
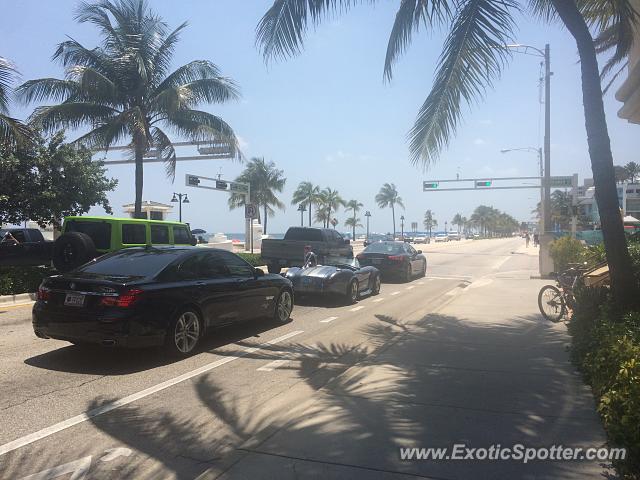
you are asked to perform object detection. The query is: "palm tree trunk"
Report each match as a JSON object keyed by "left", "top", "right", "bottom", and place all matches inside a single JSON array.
[
  {"left": 263, "top": 204, "right": 268, "bottom": 234},
  {"left": 352, "top": 211, "right": 356, "bottom": 239},
  {"left": 391, "top": 204, "right": 396, "bottom": 238},
  {"left": 134, "top": 139, "right": 144, "bottom": 219},
  {"left": 552, "top": 0, "right": 636, "bottom": 307},
  {"left": 308, "top": 199, "right": 312, "bottom": 226}
]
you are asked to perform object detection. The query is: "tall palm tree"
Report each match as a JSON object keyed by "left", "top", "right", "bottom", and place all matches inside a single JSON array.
[
  {"left": 0, "top": 57, "right": 32, "bottom": 149},
  {"left": 256, "top": 0, "right": 638, "bottom": 305},
  {"left": 291, "top": 181, "right": 320, "bottom": 226},
  {"left": 624, "top": 162, "right": 640, "bottom": 183},
  {"left": 452, "top": 213, "right": 464, "bottom": 233},
  {"left": 228, "top": 157, "right": 286, "bottom": 234},
  {"left": 376, "top": 183, "right": 404, "bottom": 238},
  {"left": 345, "top": 199, "right": 363, "bottom": 239},
  {"left": 319, "top": 187, "right": 345, "bottom": 228},
  {"left": 18, "top": 0, "right": 241, "bottom": 218},
  {"left": 423, "top": 209, "right": 437, "bottom": 237},
  {"left": 344, "top": 216, "right": 363, "bottom": 237}
]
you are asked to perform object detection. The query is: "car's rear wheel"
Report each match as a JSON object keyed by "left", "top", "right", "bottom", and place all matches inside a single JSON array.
[
  {"left": 268, "top": 263, "right": 281, "bottom": 274},
  {"left": 404, "top": 264, "right": 412, "bottom": 283},
  {"left": 274, "top": 289, "right": 293, "bottom": 323},
  {"left": 346, "top": 279, "right": 359, "bottom": 304},
  {"left": 165, "top": 308, "right": 202, "bottom": 356},
  {"left": 371, "top": 275, "right": 381, "bottom": 295}
]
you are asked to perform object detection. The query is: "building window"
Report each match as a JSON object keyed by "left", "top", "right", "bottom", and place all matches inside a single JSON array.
[{"left": 150, "top": 211, "right": 163, "bottom": 220}]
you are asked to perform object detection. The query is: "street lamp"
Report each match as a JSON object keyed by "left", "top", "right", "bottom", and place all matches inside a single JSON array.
[
  {"left": 297, "top": 203, "right": 307, "bottom": 227},
  {"left": 445, "top": 220, "right": 448, "bottom": 232},
  {"left": 400, "top": 215, "right": 405, "bottom": 240},
  {"left": 365, "top": 211, "right": 371, "bottom": 241},
  {"left": 171, "top": 192, "right": 189, "bottom": 222}
]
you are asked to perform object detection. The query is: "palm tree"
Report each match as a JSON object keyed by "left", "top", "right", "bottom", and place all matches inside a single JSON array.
[
  {"left": 452, "top": 213, "right": 464, "bottom": 234},
  {"left": 423, "top": 209, "right": 437, "bottom": 238},
  {"left": 319, "top": 187, "right": 345, "bottom": 228},
  {"left": 0, "top": 57, "right": 32, "bottom": 149},
  {"left": 375, "top": 183, "right": 404, "bottom": 238},
  {"left": 291, "top": 181, "right": 320, "bottom": 226},
  {"left": 624, "top": 162, "right": 640, "bottom": 183},
  {"left": 18, "top": 0, "right": 241, "bottom": 218},
  {"left": 228, "top": 157, "right": 286, "bottom": 234},
  {"left": 344, "top": 217, "right": 363, "bottom": 237},
  {"left": 345, "top": 199, "right": 363, "bottom": 239},
  {"left": 256, "top": 0, "right": 638, "bottom": 305}
]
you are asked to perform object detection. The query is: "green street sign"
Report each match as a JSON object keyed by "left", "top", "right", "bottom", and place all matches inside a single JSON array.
[
  {"left": 423, "top": 181, "right": 439, "bottom": 189},
  {"left": 475, "top": 181, "right": 492, "bottom": 187},
  {"left": 549, "top": 176, "right": 573, "bottom": 188}
]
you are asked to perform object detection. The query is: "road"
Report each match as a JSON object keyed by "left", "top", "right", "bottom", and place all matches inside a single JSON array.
[{"left": 0, "top": 238, "right": 537, "bottom": 479}]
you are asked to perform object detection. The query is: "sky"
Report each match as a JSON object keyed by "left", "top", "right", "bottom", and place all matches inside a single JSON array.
[{"left": 2, "top": 1, "right": 638, "bottom": 235}]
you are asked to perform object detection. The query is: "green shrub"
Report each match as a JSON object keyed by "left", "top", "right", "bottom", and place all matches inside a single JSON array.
[
  {"left": 0, "top": 266, "right": 55, "bottom": 295},
  {"left": 569, "top": 297, "right": 640, "bottom": 478},
  {"left": 236, "top": 253, "right": 265, "bottom": 267},
  {"left": 550, "top": 236, "right": 585, "bottom": 272}
]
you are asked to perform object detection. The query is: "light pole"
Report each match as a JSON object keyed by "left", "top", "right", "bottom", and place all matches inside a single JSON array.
[
  {"left": 400, "top": 215, "right": 405, "bottom": 240},
  {"left": 171, "top": 192, "right": 190, "bottom": 222},
  {"left": 297, "top": 204, "right": 306, "bottom": 227},
  {"left": 445, "top": 220, "right": 448, "bottom": 233},
  {"left": 500, "top": 147, "right": 544, "bottom": 233},
  {"left": 365, "top": 211, "right": 371, "bottom": 242}
]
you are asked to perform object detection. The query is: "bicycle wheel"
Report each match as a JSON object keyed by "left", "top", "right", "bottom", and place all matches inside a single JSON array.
[{"left": 538, "top": 285, "right": 565, "bottom": 322}]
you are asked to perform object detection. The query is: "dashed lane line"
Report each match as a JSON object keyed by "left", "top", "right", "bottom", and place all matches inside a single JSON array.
[
  {"left": 349, "top": 306, "right": 365, "bottom": 312},
  {"left": 390, "top": 291, "right": 401, "bottom": 296},
  {"left": 319, "top": 316, "right": 339, "bottom": 323},
  {"left": 257, "top": 359, "right": 290, "bottom": 372}
]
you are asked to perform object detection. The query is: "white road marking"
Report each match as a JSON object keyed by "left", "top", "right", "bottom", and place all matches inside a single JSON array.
[
  {"left": 417, "top": 282, "right": 425, "bottom": 285},
  {"left": 20, "top": 456, "right": 92, "bottom": 480},
  {"left": 405, "top": 285, "right": 415, "bottom": 290},
  {"left": 349, "top": 305, "right": 365, "bottom": 312},
  {"left": 319, "top": 316, "right": 338, "bottom": 323},
  {"left": 390, "top": 291, "right": 401, "bottom": 296},
  {"left": 257, "top": 359, "right": 289, "bottom": 372},
  {"left": 492, "top": 256, "right": 511, "bottom": 270},
  {"left": 445, "top": 287, "right": 464, "bottom": 296},
  {"left": 100, "top": 447, "right": 132, "bottom": 462},
  {"left": 0, "top": 330, "right": 304, "bottom": 457},
  {"left": 372, "top": 298, "right": 384, "bottom": 303}
]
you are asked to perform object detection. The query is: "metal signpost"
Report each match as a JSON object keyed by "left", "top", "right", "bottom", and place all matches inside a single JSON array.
[{"left": 185, "top": 174, "right": 252, "bottom": 252}]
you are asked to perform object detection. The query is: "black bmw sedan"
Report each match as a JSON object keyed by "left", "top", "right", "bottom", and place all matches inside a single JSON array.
[
  {"left": 32, "top": 246, "right": 294, "bottom": 356},
  {"left": 357, "top": 241, "right": 427, "bottom": 282}
]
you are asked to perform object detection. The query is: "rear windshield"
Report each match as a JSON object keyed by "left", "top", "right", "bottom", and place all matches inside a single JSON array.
[
  {"left": 363, "top": 242, "right": 404, "bottom": 254},
  {"left": 65, "top": 220, "right": 111, "bottom": 250},
  {"left": 76, "top": 249, "right": 185, "bottom": 277},
  {"left": 284, "top": 228, "right": 323, "bottom": 241}
]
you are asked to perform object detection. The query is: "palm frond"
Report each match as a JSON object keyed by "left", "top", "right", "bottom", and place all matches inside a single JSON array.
[
  {"left": 0, "top": 113, "right": 34, "bottom": 149},
  {"left": 152, "top": 77, "right": 239, "bottom": 113},
  {"left": 151, "top": 126, "right": 178, "bottom": 179},
  {"left": 152, "top": 21, "right": 188, "bottom": 83},
  {"left": 384, "top": 0, "right": 452, "bottom": 81},
  {"left": 72, "top": 115, "right": 129, "bottom": 149},
  {"left": 601, "top": 59, "right": 629, "bottom": 95},
  {"left": 0, "top": 57, "right": 19, "bottom": 114},
  {"left": 408, "top": 0, "right": 518, "bottom": 167},
  {"left": 66, "top": 66, "right": 119, "bottom": 103},
  {"left": 155, "top": 60, "right": 224, "bottom": 92},
  {"left": 29, "top": 102, "right": 119, "bottom": 133},
  {"left": 15, "top": 78, "right": 80, "bottom": 105},
  {"left": 256, "top": 0, "right": 362, "bottom": 62}
]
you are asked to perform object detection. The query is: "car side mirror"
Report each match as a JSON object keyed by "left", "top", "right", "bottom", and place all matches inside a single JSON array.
[
  {"left": 254, "top": 267, "right": 265, "bottom": 277},
  {"left": 417, "top": 250, "right": 422, "bottom": 254},
  {"left": 190, "top": 237, "right": 197, "bottom": 246}
]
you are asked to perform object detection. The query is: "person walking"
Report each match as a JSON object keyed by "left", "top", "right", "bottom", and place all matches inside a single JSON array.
[
  {"left": 533, "top": 233, "right": 539, "bottom": 247},
  {"left": 525, "top": 232, "right": 530, "bottom": 248}
]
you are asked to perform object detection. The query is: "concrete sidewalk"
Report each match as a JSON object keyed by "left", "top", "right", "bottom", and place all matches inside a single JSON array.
[{"left": 203, "top": 260, "right": 610, "bottom": 479}]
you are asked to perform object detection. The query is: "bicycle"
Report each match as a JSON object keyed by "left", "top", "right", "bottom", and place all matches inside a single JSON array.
[{"left": 537, "top": 263, "right": 590, "bottom": 322}]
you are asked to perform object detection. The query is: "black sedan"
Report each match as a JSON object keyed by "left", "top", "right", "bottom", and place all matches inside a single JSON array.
[
  {"left": 285, "top": 255, "right": 380, "bottom": 304},
  {"left": 357, "top": 241, "right": 427, "bottom": 282},
  {"left": 32, "top": 246, "right": 294, "bottom": 356}
]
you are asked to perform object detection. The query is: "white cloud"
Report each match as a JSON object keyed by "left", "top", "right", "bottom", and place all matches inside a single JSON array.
[{"left": 473, "top": 138, "right": 486, "bottom": 146}]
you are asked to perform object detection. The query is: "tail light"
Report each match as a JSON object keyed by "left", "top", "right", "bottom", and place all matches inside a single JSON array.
[
  {"left": 388, "top": 255, "right": 404, "bottom": 261},
  {"left": 100, "top": 289, "right": 144, "bottom": 308},
  {"left": 37, "top": 285, "right": 51, "bottom": 301}
]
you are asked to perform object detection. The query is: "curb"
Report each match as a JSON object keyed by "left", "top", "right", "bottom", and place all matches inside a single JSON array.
[{"left": 0, "top": 292, "right": 36, "bottom": 307}]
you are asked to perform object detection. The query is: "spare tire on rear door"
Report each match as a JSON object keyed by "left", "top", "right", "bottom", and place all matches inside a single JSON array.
[{"left": 53, "top": 232, "right": 97, "bottom": 272}]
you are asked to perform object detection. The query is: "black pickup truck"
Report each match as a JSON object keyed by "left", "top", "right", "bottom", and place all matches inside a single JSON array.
[
  {"left": 261, "top": 227, "right": 353, "bottom": 274},
  {"left": 0, "top": 228, "right": 54, "bottom": 267}
]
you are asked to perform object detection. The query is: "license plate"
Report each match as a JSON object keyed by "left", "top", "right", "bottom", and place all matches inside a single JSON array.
[
  {"left": 372, "top": 259, "right": 382, "bottom": 265},
  {"left": 64, "top": 293, "right": 85, "bottom": 307}
]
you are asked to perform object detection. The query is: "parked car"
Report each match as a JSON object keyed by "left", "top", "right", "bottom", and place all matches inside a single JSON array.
[
  {"left": 447, "top": 232, "right": 461, "bottom": 241},
  {"left": 285, "top": 254, "right": 380, "bottom": 304},
  {"left": 357, "top": 241, "right": 426, "bottom": 282},
  {"left": 0, "top": 228, "right": 54, "bottom": 267},
  {"left": 261, "top": 227, "right": 353, "bottom": 274},
  {"left": 32, "top": 246, "right": 293, "bottom": 356},
  {"left": 413, "top": 235, "right": 430, "bottom": 244},
  {"left": 434, "top": 233, "right": 449, "bottom": 243}
]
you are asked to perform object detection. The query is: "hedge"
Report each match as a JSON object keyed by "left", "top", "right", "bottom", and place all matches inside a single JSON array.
[{"left": 0, "top": 266, "right": 54, "bottom": 296}]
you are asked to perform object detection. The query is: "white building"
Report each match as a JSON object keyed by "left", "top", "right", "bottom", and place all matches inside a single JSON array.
[
  {"left": 577, "top": 180, "right": 640, "bottom": 225},
  {"left": 615, "top": 0, "right": 640, "bottom": 124},
  {"left": 122, "top": 201, "right": 173, "bottom": 220}
]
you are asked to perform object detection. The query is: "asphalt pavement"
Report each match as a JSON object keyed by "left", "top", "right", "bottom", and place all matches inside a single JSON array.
[{"left": 0, "top": 238, "right": 610, "bottom": 479}]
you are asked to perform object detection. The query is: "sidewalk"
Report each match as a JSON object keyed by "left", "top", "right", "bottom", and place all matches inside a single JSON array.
[{"left": 202, "top": 260, "right": 611, "bottom": 479}]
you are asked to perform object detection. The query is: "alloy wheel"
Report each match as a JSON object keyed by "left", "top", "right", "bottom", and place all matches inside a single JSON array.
[
  {"left": 174, "top": 311, "right": 200, "bottom": 353},
  {"left": 276, "top": 290, "right": 293, "bottom": 322}
]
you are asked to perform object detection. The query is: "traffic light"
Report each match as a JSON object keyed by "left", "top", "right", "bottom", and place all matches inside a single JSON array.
[
  {"left": 475, "top": 181, "right": 492, "bottom": 187},
  {"left": 187, "top": 175, "right": 200, "bottom": 186},
  {"left": 215, "top": 180, "right": 228, "bottom": 190},
  {"left": 423, "top": 181, "right": 439, "bottom": 189}
]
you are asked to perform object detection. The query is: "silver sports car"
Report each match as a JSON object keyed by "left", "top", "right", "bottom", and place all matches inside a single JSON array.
[{"left": 285, "top": 255, "right": 381, "bottom": 304}]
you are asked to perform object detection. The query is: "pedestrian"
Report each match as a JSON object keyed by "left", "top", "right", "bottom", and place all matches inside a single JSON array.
[
  {"left": 533, "top": 233, "right": 539, "bottom": 247},
  {"left": 525, "top": 232, "right": 530, "bottom": 248}
]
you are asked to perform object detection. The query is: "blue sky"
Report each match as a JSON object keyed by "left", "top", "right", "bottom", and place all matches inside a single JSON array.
[{"left": 2, "top": 1, "right": 638, "bottom": 234}]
